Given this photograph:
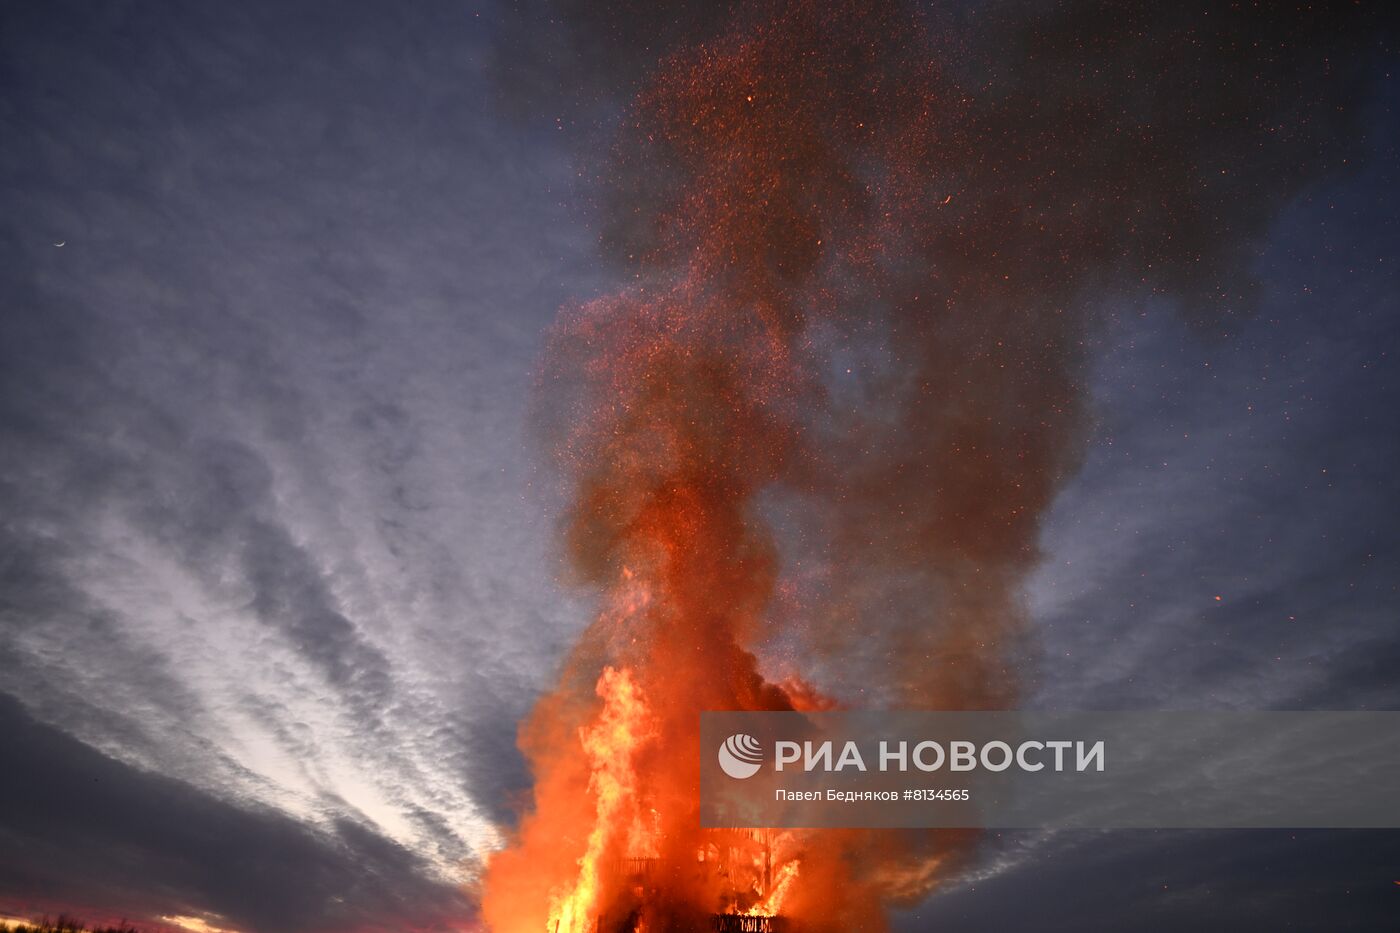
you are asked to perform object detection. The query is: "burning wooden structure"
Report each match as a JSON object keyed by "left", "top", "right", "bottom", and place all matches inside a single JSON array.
[{"left": 576, "top": 830, "right": 789, "bottom": 933}]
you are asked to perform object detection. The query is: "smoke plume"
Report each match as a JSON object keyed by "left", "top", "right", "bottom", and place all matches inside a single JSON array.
[{"left": 481, "top": 1, "right": 1384, "bottom": 929}]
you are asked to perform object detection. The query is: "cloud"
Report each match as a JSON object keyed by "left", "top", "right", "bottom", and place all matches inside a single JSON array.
[
  {"left": 0, "top": 0, "right": 1395, "bottom": 929},
  {"left": 0, "top": 0, "right": 598, "bottom": 918},
  {"left": 1025, "top": 122, "right": 1400, "bottom": 713},
  {"left": 0, "top": 693, "right": 470, "bottom": 932},
  {"left": 899, "top": 828, "right": 1400, "bottom": 933}
]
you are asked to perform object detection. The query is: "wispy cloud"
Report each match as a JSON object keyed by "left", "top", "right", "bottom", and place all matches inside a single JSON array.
[{"left": 0, "top": 0, "right": 598, "bottom": 922}]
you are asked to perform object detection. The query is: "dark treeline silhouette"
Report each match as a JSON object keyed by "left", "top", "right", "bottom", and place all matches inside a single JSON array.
[{"left": 2, "top": 918, "right": 144, "bottom": 933}]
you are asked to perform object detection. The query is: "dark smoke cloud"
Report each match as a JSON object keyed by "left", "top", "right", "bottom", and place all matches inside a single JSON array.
[
  {"left": 805, "top": 0, "right": 1389, "bottom": 707},
  {"left": 487, "top": 0, "right": 741, "bottom": 118},
  {"left": 484, "top": 4, "right": 1392, "bottom": 924},
  {"left": 504, "top": 0, "right": 1391, "bottom": 710}
]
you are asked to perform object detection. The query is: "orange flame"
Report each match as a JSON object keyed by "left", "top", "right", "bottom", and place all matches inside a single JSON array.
[
  {"left": 548, "top": 667, "right": 654, "bottom": 933},
  {"left": 484, "top": 2, "right": 996, "bottom": 930},
  {"left": 480, "top": 0, "right": 1379, "bottom": 926}
]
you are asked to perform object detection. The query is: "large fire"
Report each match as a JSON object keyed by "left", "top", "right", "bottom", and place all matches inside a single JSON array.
[
  {"left": 480, "top": 0, "right": 1369, "bottom": 928},
  {"left": 482, "top": 4, "right": 982, "bottom": 929}
]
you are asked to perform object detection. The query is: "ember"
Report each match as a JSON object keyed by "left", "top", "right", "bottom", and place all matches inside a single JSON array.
[{"left": 481, "top": 0, "right": 1369, "bottom": 928}]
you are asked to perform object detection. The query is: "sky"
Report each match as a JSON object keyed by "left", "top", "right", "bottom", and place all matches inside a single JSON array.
[{"left": 1, "top": 2, "right": 1397, "bottom": 931}]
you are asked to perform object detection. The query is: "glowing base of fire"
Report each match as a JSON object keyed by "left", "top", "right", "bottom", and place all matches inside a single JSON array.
[{"left": 537, "top": 670, "right": 799, "bottom": 933}]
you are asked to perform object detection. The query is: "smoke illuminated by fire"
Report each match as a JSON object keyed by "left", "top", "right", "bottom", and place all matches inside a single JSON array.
[{"left": 481, "top": 0, "right": 1373, "bottom": 929}]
